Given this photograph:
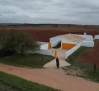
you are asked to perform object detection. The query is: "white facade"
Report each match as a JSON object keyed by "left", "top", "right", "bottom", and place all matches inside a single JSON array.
[
  {"left": 40, "top": 43, "right": 48, "bottom": 50},
  {"left": 49, "top": 34, "right": 95, "bottom": 59},
  {"left": 81, "top": 40, "right": 94, "bottom": 47},
  {"left": 76, "top": 34, "right": 93, "bottom": 41},
  {"left": 28, "top": 49, "right": 55, "bottom": 57},
  {"left": 94, "top": 35, "right": 99, "bottom": 39},
  {"left": 84, "top": 32, "right": 86, "bottom": 35},
  {"left": 29, "top": 34, "right": 95, "bottom": 59},
  {"left": 65, "top": 42, "right": 81, "bottom": 59}
]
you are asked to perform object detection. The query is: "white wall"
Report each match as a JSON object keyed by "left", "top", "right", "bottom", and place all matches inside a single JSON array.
[
  {"left": 50, "top": 37, "right": 62, "bottom": 42},
  {"left": 81, "top": 40, "right": 94, "bottom": 47},
  {"left": 40, "top": 43, "right": 48, "bottom": 50},
  {"left": 76, "top": 34, "right": 93, "bottom": 41},
  {"left": 51, "top": 40, "right": 61, "bottom": 48},
  {"left": 38, "top": 41, "right": 48, "bottom": 45},
  {"left": 84, "top": 32, "right": 86, "bottom": 35},
  {"left": 94, "top": 35, "right": 99, "bottom": 39},
  {"left": 65, "top": 42, "right": 81, "bottom": 59},
  {"left": 28, "top": 49, "right": 55, "bottom": 57}
]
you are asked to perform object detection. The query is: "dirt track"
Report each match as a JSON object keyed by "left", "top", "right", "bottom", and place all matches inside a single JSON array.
[{"left": 0, "top": 63, "right": 99, "bottom": 91}]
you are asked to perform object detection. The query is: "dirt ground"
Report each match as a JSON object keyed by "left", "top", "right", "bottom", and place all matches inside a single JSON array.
[
  {"left": 0, "top": 63, "right": 99, "bottom": 91},
  {"left": 80, "top": 42, "right": 99, "bottom": 68},
  {"left": 0, "top": 25, "right": 99, "bottom": 42}
]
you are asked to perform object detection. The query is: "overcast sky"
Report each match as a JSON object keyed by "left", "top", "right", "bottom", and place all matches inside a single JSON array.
[{"left": 0, "top": 0, "right": 99, "bottom": 25}]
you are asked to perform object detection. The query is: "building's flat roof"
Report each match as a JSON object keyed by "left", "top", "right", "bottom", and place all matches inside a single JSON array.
[
  {"left": 51, "top": 34, "right": 85, "bottom": 43},
  {"left": 63, "top": 34, "right": 85, "bottom": 43}
]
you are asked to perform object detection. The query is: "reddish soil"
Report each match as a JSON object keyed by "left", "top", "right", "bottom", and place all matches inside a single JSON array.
[
  {"left": 80, "top": 42, "right": 99, "bottom": 68},
  {"left": 0, "top": 25, "right": 99, "bottom": 42},
  {"left": 28, "top": 30, "right": 99, "bottom": 42},
  {"left": 25, "top": 30, "right": 85, "bottom": 42}
]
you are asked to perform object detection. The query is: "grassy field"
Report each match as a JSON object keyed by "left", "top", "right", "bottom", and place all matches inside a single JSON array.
[
  {"left": 0, "top": 71, "right": 59, "bottom": 91},
  {"left": 63, "top": 46, "right": 99, "bottom": 83},
  {"left": 0, "top": 53, "right": 54, "bottom": 68},
  {"left": 94, "top": 39, "right": 99, "bottom": 46}
]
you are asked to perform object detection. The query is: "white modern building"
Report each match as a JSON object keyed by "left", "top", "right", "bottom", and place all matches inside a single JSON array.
[{"left": 30, "top": 33, "right": 94, "bottom": 59}]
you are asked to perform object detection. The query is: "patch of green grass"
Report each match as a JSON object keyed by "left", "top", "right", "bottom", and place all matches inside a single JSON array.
[
  {"left": 67, "top": 46, "right": 92, "bottom": 64},
  {"left": 64, "top": 46, "right": 99, "bottom": 83},
  {"left": 94, "top": 39, "right": 99, "bottom": 46},
  {"left": 0, "top": 71, "right": 60, "bottom": 91},
  {"left": 0, "top": 53, "right": 54, "bottom": 68}
]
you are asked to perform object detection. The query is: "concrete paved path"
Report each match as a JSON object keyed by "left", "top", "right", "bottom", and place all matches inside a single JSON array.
[
  {"left": 43, "top": 58, "right": 70, "bottom": 68},
  {"left": 44, "top": 48, "right": 70, "bottom": 68}
]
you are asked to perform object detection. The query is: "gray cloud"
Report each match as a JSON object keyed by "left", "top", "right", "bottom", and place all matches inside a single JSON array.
[{"left": 0, "top": 0, "right": 99, "bottom": 25}]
